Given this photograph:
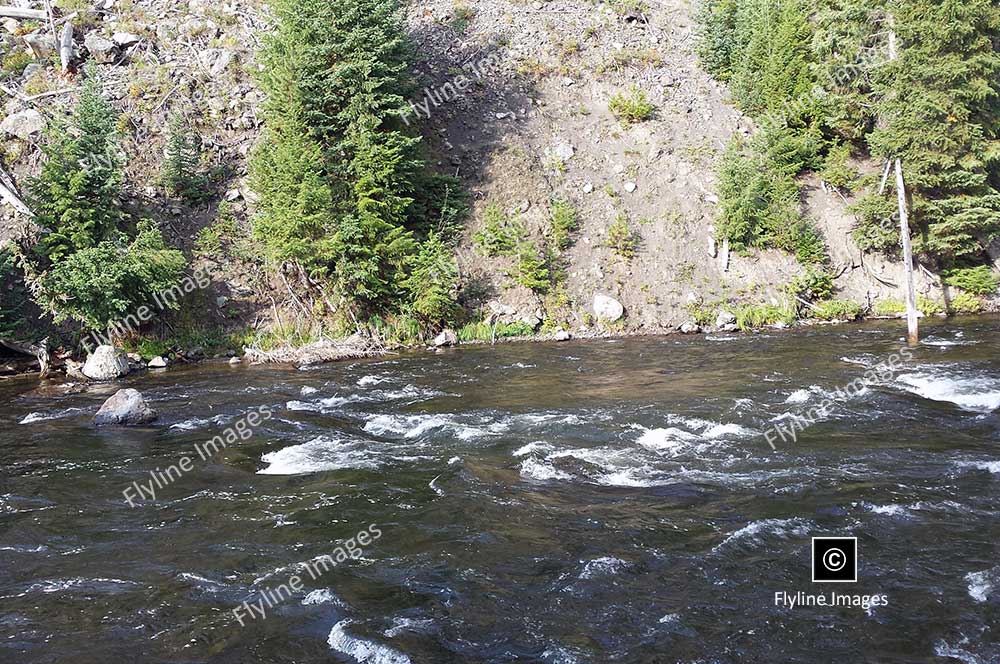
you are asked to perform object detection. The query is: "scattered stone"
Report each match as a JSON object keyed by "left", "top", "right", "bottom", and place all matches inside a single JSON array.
[
  {"left": 23, "top": 31, "right": 56, "bottom": 58},
  {"left": 561, "top": 77, "right": 574, "bottom": 87},
  {"left": 551, "top": 142, "right": 575, "bottom": 161},
  {"left": 593, "top": 293, "right": 624, "bottom": 322},
  {"left": 148, "top": 356, "right": 168, "bottom": 369},
  {"left": 94, "top": 388, "right": 157, "bottom": 426},
  {"left": 624, "top": 182, "right": 637, "bottom": 193},
  {"left": 715, "top": 310, "right": 737, "bottom": 328},
  {"left": 225, "top": 188, "right": 242, "bottom": 202},
  {"left": 0, "top": 109, "right": 45, "bottom": 140},
  {"left": 112, "top": 31, "right": 141, "bottom": 46},
  {"left": 82, "top": 345, "right": 131, "bottom": 381},
  {"left": 228, "top": 356, "right": 242, "bottom": 365},
  {"left": 554, "top": 329, "right": 572, "bottom": 341},
  {"left": 216, "top": 295, "right": 229, "bottom": 308},
  {"left": 679, "top": 321, "right": 701, "bottom": 334},
  {"left": 434, "top": 329, "right": 458, "bottom": 347},
  {"left": 84, "top": 32, "right": 119, "bottom": 63},
  {"left": 582, "top": 182, "right": 593, "bottom": 194}
]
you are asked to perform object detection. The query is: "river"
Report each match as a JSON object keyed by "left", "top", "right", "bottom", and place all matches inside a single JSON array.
[{"left": 2, "top": 318, "right": 999, "bottom": 663}]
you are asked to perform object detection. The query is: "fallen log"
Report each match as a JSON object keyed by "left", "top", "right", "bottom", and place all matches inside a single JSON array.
[
  {"left": 0, "top": 6, "right": 46, "bottom": 19},
  {"left": 59, "top": 21, "right": 73, "bottom": 73},
  {"left": 0, "top": 165, "right": 33, "bottom": 217}
]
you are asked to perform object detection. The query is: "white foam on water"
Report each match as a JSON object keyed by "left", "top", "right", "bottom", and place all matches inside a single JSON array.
[
  {"left": 170, "top": 414, "right": 230, "bottom": 431},
  {"left": 578, "top": 556, "right": 628, "bottom": 579},
  {"left": 357, "top": 374, "right": 389, "bottom": 386},
  {"left": 861, "top": 502, "right": 912, "bottom": 518},
  {"left": 300, "top": 386, "right": 319, "bottom": 396},
  {"left": 302, "top": 588, "right": 339, "bottom": 605},
  {"left": 540, "top": 646, "right": 583, "bottom": 664},
  {"left": 327, "top": 619, "right": 411, "bottom": 664},
  {"left": 383, "top": 617, "right": 435, "bottom": 638},
  {"left": 286, "top": 395, "right": 362, "bottom": 413},
  {"left": 712, "top": 518, "right": 811, "bottom": 553},
  {"left": 258, "top": 437, "right": 381, "bottom": 475},
  {"left": 659, "top": 613, "right": 681, "bottom": 624},
  {"left": 364, "top": 414, "right": 484, "bottom": 441},
  {"left": 965, "top": 567, "right": 998, "bottom": 603},
  {"left": 513, "top": 441, "right": 555, "bottom": 457},
  {"left": 934, "top": 640, "right": 988, "bottom": 664},
  {"left": 19, "top": 407, "right": 85, "bottom": 424},
  {"left": 956, "top": 460, "right": 1000, "bottom": 475},
  {"left": 784, "top": 389, "right": 813, "bottom": 404},
  {"left": 520, "top": 457, "right": 573, "bottom": 481},
  {"left": 896, "top": 371, "right": 1000, "bottom": 412},
  {"left": 636, "top": 428, "right": 697, "bottom": 454}
]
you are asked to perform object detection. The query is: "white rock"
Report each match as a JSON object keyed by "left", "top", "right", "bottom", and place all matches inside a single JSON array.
[
  {"left": 148, "top": 356, "right": 168, "bottom": 369},
  {"left": 82, "top": 346, "right": 131, "bottom": 381},
  {"left": 112, "top": 31, "right": 141, "bottom": 46},
  {"left": 551, "top": 142, "right": 575, "bottom": 161},
  {"left": 593, "top": 294, "right": 624, "bottom": 322},
  {"left": 679, "top": 322, "right": 701, "bottom": 334},
  {"left": 94, "top": 389, "right": 157, "bottom": 426},
  {"left": 582, "top": 182, "right": 594, "bottom": 194},
  {"left": 715, "top": 310, "right": 737, "bottom": 328},
  {"left": 0, "top": 109, "right": 45, "bottom": 140},
  {"left": 84, "top": 32, "right": 118, "bottom": 63},
  {"left": 553, "top": 329, "right": 572, "bottom": 341},
  {"left": 624, "top": 182, "right": 637, "bottom": 193},
  {"left": 433, "top": 329, "right": 458, "bottom": 347}
]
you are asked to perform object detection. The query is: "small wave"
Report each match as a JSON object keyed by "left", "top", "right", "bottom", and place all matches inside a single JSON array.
[
  {"left": 258, "top": 437, "right": 381, "bottom": 475},
  {"left": 300, "top": 386, "right": 319, "bottom": 396},
  {"left": 19, "top": 407, "right": 85, "bottom": 424},
  {"left": 286, "top": 395, "right": 365, "bottom": 413},
  {"left": 713, "top": 518, "right": 811, "bottom": 553},
  {"left": 327, "top": 619, "right": 411, "bottom": 664},
  {"left": 513, "top": 441, "right": 554, "bottom": 457},
  {"left": 302, "top": 588, "right": 340, "bottom": 605},
  {"left": 935, "top": 639, "right": 989, "bottom": 664},
  {"left": 860, "top": 502, "right": 912, "bottom": 518},
  {"left": 896, "top": 371, "right": 1000, "bottom": 412},
  {"left": 965, "top": 567, "right": 999, "bottom": 603},
  {"left": 170, "top": 414, "right": 230, "bottom": 431},
  {"left": 520, "top": 457, "right": 573, "bottom": 481},
  {"left": 956, "top": 461, "right": 1000, "bottom": 475},
  {"left": 357, "top": 374, "right": 391, "bottom": 387},
  {"left": 364, "top": 414, "right": 484, "bottom": 441},
  {"left": 579, "top": 556, "right": 628, "bottom": 579},
  {"left": 383, "top": 617, "right": 435, "bottom": 638},
  {"left": 784, "top": 389, "right": 813, "bottom": 404}
]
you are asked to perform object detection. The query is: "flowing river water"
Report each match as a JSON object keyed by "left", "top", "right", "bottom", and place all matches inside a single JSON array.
[{"left": 2, "top": 318, "right": 999, "bottom": 663}]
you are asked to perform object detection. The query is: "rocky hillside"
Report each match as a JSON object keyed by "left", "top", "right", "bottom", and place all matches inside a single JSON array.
[{"left": 0, "top": 0, "right": 977, "bottom": 350}]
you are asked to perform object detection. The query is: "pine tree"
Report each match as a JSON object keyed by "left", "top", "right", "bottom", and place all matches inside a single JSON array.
[
  {"left": 160, "top": 113, "right": 207, "bottom": 201},
  {"left": 30, "top": 67, "right": 121, "bottom": 264}
]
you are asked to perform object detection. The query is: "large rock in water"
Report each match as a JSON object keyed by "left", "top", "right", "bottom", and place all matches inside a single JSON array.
[
  {"left": 94, "top": 389, "right": 157, "bottom": 426},
  {"left": 592, "top": 294, "right": 624, "bottom": 322},
  {"left": 434, "top": 329, "right": 458, "bottom": 347},
  {"left": 82, "top": 346, "right": 131, "bottom": 381}
]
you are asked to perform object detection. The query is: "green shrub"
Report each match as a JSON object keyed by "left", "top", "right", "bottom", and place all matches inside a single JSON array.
[
  {"left": 195, "top": 202, "right": 239, "bottom": 258},
  {"left": 160, "top": 113, "right": 208, "bottom": 201},
  {"left": 819, "top": 142, "right": 857, "bottom": 191},
  {"left": 873, "top": 298, "right": 906, "bottom": 317},
  {"left": 850, "top": 194, "right": 899, "bottom": 254},
  {"left": 474, "top": 203, "right": 524, "bottom": 256},
  {"left": 402, "top": 231, "right": 459, "bottom": 325},
  {"left": 735, "top": 301, "right": 796, "bottom": 332},
  {"left": 949, "top": 292, "right": 984, "bottom": 315},
  {"left": 605, "top": 213, "right": 638, "bottom": 259},
  {"left": 508, "top": 240, "right": 550, "bottom": 292},
  {"left": 811, "top": 299, "right": 861, "bottom": 321},
  {"left": 40, "top": 221, "right": 187, "bottom": 331},
  {"left": 918, "top": 296, "right": 943, "bottom": 316},
  {"left": 1, "top": 51, "right": 34, "bottom": 77},
  {"left": 456, "top": 319, "right": 535, "bottom": 342},
  {"left": 549, "top": 199, "right": 578, "bottom": 250},
  {"left": 609, "top": 86, "right": 654, "bottom": 124},
  {"left": 942, "top": 265, "right": 998, "bottom": 296},
  {"left": 786, "top": 267, "right": 834, "bottom": 302}
]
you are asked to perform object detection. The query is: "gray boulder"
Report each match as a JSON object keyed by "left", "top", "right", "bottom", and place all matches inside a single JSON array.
[
  {"left": 593, "top": 294, "right": 624, "bottom": 322},
  {"left": 0, "top": 109, "right": 45, "bottom": 140},
  {"left": 94, "top": 389, "right": 157, "bottom": 426},
  {"left": 679, "top": 321, "right": 701, "bottom": 334},
  {"left": 82, "top": 345, "right": 131, "bottom": 381},
  {"left": 147, "top": 356, "right": 168, "bottom": 369},
  {"left": 553, "top": 329, "right": 572, "bottom": 341},
  {"left": 715, "top": 310, "right": 737, "bottom": 328},
  {"left": 84, "top": 32, "right": 119, "bottom": 63},
  {"left": 433, "top": 329, "right": 458, "bottom": 347}
]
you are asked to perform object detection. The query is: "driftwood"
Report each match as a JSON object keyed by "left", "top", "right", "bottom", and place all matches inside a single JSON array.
[
  {"left": 59, "top": 21, "right": 73, "bottom": 73},
  {"left": 0, "top": 338, "right": 50, "bottom": 377},
  {"left": 0, "top": 165, "right": 32, "bottom": 217},
  {"left": 0, "top": 6, "right": 46, "bottom": 19}
]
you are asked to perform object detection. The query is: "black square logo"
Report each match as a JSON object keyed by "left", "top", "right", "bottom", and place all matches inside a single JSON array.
[{"left": 812, "top": 537, "right": 857, "bottom": 583}]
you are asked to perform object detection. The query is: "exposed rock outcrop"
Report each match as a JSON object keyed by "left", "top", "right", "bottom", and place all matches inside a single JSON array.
[
  {"left": 94, "top": 388, "right": 157, "bottom": 426},
  {"left": 82, "top": 346, "right": 130, "bottom": 381}
]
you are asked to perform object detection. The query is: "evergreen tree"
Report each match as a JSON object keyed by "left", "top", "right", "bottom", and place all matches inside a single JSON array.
[
  {"left": 29, "top": 67, "right": 121, "bottom": 264},
  {"left": 160, "top": 113, "right": 208, "bottom": 201},
  {"left": 402, "top": 231, "right": 459, "bottom": 326}
]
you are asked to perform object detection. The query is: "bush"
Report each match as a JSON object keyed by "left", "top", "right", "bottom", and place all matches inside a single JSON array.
[
  {"left": 402, "top": 231, "right": 459, "bottom": 326},
  {"left": 819, "top": 142, "right": 857, "bottom": 190},
  {"left": 786, "top": 267, "right": 834, "bottom": 302},
  {"left": 195, "top": 202, "right": 240, "bottom": 258},
  {"left": 40, "top": 221, "right": 187, "bottom": 331},
  {"left": 160, "top": 113, "right": 208, "bottom": 201},
  {"left": 873, "top": 298, "right": 906, "bottom": 317},
  {"left": 850, "top": 194, "right": 899, "bottom": 254},
  {"left": 811, "top": 299, "right": 861, "bottom": 321},
  {"left": 508, "top": 240, "right": 550, "bottom": 292},
  {"left": 942, "top": 265, "right": 998, "bottom": 296},
  {"left": 474, "top": 204, "right": 524, "bottom": 257},
  {"left": 1, "top": 51, "right": 34, "bottom": 77},
  {"left": 456, "top": 319, "right": 535, "bottom": 342},
  {"left": 735, "top": 301, "right": 796, "bottom": 332},
  {"left": 605, "top": 213, "right": 638, "bottom": 259},
  {"left": 609, "top": 86, "right": 654, "bottom": 124},
  {"left": 949, "top": 292, "right": 984, "bottom": 315},
  {"left": 549, "top": 199, "right": 578, "bottom": 251}
]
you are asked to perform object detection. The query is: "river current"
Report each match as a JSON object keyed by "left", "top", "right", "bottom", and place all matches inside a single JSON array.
[{"left": 2, "top": 318, "right": 999, "bottom": 663}]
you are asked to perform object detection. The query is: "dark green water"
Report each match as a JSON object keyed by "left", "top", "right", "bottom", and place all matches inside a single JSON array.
[{"left": 2, "top": 318, "right": 999, "bottom": 663}]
